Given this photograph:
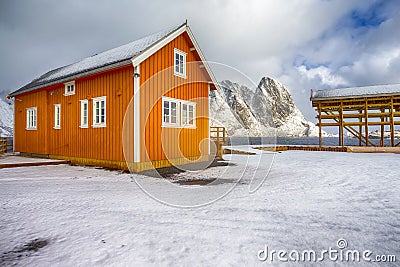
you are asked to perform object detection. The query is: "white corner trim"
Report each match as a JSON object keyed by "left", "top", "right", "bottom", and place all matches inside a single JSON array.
[{"left": 133, "top": 65, "right": 141, "bottom": 163}]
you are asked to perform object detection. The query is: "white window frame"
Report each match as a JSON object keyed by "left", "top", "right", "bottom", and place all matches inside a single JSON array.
[
  {"left": 26, "top": 107, "right": 37, "bottom": 130},
  {"left": 174, "top": 48, "right": 186, "bottom": 78},
  {"left": 80, "top": 100, "right": 89, "bottom": 128},
  {"left": 162, "top": 96, "right": 180, "bottom": 127},
  {"left": 162, "top": 97, "right": 196, "bottom": 128},
  {"left": 64, "top": 81, "right": 75, "bottom": 96},
  {"left": 54, "top": 104, "right": 61, "bottom": 129},
  {"left": 181, "top": 100, "right": 196, "bottom": 128},
  {"left": 92, "top": 96, "right": 106, "bottom": 128}
]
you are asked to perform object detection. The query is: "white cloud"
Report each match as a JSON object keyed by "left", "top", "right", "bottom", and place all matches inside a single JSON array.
[
  {"left": 1, "top": 0, "right": 400, "bottom": 122},
  {"left": 297, "top": 65, "right": 348, "bottom": 87}
]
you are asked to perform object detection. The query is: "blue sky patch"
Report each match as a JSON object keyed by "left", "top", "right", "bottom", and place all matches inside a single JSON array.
[{"left": 350, "top": 1, "right": 387, "bottom": 28}]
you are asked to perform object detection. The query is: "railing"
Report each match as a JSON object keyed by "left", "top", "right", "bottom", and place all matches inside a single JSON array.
[
  {"left": 0, "top": 138, "right": 6, "bottom": 153},
  {"left": 210, "top": 127, "right": 226, "bottom": 159},
  {"left": 0, "top": 137, "right": 13, "bottom": 153}
]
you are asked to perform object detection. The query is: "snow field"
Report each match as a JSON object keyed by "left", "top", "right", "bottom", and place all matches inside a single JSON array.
[{"left": 0, "top": 151, "right": 399, "bottom": 266}]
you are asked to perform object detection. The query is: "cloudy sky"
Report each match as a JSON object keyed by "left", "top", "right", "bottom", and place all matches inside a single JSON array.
[{"left": 1, "top": 0, "right": 400, "bottom": 121}]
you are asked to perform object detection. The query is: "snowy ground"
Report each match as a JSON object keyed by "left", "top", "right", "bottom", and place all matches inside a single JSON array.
[
  {"left": 0, "top": 155, "right": 67, "bottom": 165},
  {"left": 0, "top": 151, "right": 399, "bottom": 266}
]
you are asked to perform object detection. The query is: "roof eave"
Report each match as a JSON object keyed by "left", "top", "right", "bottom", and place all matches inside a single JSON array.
[
  {"left": 311, "top": 92, "right": 400, "bottom": 101},
  {"left": 9, "top": 59, "right": 133, "bottom": 97},
  {"left": 10, "top": 21, "right": 220, "bottom": 97}
]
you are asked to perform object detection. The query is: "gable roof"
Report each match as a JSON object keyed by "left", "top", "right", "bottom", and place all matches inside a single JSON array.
[
  {"left": 10, "top": 22, "right": 219, "bottom": 97},
  {"left": 311, "top": 84, "right": 400, "bottom": 101}
]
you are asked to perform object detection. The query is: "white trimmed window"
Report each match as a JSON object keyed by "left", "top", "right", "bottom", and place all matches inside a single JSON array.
[
  {"left": 26, "top": 107, "right": 37, "bottom": 130},
  {"left": 174, "top": 48, "right": 186, "bottom": 78},
  {"left": 64, "top": 81, "right": 75, "bottom": 96},
  {"left": 92, "top": 96, "right": 106, "bottom": 127},
  {"left": 162, "top": 97, "right": 196, "bottom": 128},
  {"left": 181, "top": 101, "right": 196, "bottom": 127},
  {"left": 54, "top": 104, "right": 61, "bottom": 129},
  {"left": 162, "top": 97, "right": 180, "bottom": 127},
  {"left": 80, "top": 100, "right": 88, "bottom": 128}
]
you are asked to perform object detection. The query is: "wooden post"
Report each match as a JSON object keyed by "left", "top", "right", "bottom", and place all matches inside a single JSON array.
[
  {"left": 364, "top": 99, "right": 369, "bottom": 147},
  {"left": 358, "top": 109, "right": 362, "bottom": 146},
  {"left": 339, "top": 102, "right": 344, "bottom": 147},
  {"left": 390, "top": 96, "right": 395, "bottom": 147},
  {"left": 380, "top": 108, "right": 385, "bottom": 147},
  {"left": 318, "top": 103, "right": 322, "bottom": 147}
]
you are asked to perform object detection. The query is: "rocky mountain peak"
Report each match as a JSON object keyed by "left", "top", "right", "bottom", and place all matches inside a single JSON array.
[
  {"left": 211, "top": 77, "right": 321, "bottom": 137},
  {"left": 254, "top": 77, "right": 296, "bottom": 127}
]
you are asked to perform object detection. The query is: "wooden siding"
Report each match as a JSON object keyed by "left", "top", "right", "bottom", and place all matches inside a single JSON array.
[
  {"left": 140, "top": 32, "right": 210, "bottom": 162},
  {"left": 14, "top": 90, "right": 48, "bottom": 154},
  {"left": 13, "top": 31, "right": 212, "bottom": 169},
  {"left": 14, "top": 65, "right": 134, "bottom": 162}
]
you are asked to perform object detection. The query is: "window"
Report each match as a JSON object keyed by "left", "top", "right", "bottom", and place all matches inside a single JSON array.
[
  {"left": 181, "top": 101, "right": 196, "bottom": 127},
  {"left": 174, "top": 48, "right": 186, "bottom": 78},
  {"left": 64, "top": 81, "right": 75, "bottom": 96},
  {"left": 162, "top": 97, "right": 180, "bottom": 126},
  {"left": 162, "top": 97, "right": 196, "bottom": 128},
  {"left": 80, "top": 100, "right": 89, "bottom": 128},
  {"left": 92, "top": 96, "right": 106, "bottom": 127},
  {"left": 54, "top": 104, "right": 61, "bottom": 129},
  {"left": 26, "top": 107, "right": 37, "bottom": 130}
]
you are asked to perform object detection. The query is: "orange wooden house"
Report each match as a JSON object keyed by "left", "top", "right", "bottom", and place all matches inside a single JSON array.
[{"left": 8, "top": 22, "right": 219, "bottom": 172}]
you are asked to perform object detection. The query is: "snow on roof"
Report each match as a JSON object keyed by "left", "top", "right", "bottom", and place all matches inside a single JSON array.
[
  {"left": 311, "top": 84, "right": 400, "bottom": 100},
  {"left": 10, "top": 23, "right": 185, "bottom": 97}
]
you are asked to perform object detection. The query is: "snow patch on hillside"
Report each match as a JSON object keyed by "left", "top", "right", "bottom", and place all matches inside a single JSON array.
[{"left": 0, "top": 98, "right": 13, "bottom": 137}]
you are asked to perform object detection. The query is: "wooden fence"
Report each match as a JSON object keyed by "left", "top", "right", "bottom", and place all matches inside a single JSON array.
[
  {"left": 0, "top": 137, "right": 13, "bottom": 153},
  {"left": 210, "top": 127, "right": 226, "bottom": 159}
]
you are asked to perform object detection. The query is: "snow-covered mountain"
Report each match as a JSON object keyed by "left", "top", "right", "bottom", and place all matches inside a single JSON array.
[
  {"left": 210, "top": 77, "right": 321, "bottom": 137},
  {"left": 0, "top": 98, "right": 13, "bottom": 137}
]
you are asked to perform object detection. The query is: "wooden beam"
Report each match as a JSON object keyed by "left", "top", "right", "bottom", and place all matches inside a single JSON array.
[
  {"left": 368, "top": 121, "right": 391, "bottom": 126},
  {"left": 318, "top": 103, "right": 322, "bottom": 147},
  {"left": 317, "top": 122, "right": 340, "bottom": 127},
  {"left": 343, "top": 122, "right": 364, "bottom": 126},
  {"left": 317, "top": 114, "right": 339, "bottom": 119},
  {"left": 380, "top": 108, "right": 384, "bottom": 147},
  {"left": 324, "top": 110, "right": 376, "bottom": 147},
  {"left": 359, "top": 110, "right": 362, "bottom": 146},
  {"left": 367, "top": 112, "right": 391, "bottom": 118},
  {"left": 390, "top": 96, "right": 395, "bottom": 146},
  {"left": 365, "top": 99, "right": 369, "bottom": 147},
  {"left": 339, "top": 102, "right": 344, "bottom": 146},
  {"left": 316, "top": 113, "right": 391, "bottom": 119}
]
